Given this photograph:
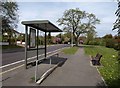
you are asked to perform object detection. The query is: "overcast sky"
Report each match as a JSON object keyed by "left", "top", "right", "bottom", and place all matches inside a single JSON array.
[{"left": 17, "top": 0, "right": 118, "bottom": 37}]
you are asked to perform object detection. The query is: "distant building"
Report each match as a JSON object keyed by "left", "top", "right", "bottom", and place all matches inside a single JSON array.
[
  {"left": 80, "top": 40, "right": 84, "bottom": 44},
  {"left": 2, "top": 29, "right": 25, "bottom": 45},
  {"left": 3, "top": 29, "right": 21, "bottom": 39},
  {"left": 52, "top": 37, "right": 61, "bottom": 44},
  {"left": 79, "top": 36, "right": 86, "bottom": 44}
]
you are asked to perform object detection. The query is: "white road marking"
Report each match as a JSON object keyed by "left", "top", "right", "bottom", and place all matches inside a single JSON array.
[
  {"left": 0, "top": 51, "right": 60, "bottom": 75},
  {"left": 0, "top": 64, "right": 24, "bottom": 75},
  {"left": 0, "top": 45, "right": 57, "bottom": 69},
  {"left": 0, "top": 60, "right": 24, "bottom": 69},
  {"left": 0, "top": 47, "right": 68, "bottom": 75},
  {"left": 0, "top": 47, "right": 65, "bottom": 69}
]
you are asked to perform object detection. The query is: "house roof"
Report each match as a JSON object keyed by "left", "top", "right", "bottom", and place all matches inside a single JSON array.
[
  {"left": 21, "top": 20, "right": 62, "bottom": 32},
  {"left": 12, "top": 29, "right": 20, "bottom": 34},
  {"left": 3, "top": 29, "right": 20, "bottom": 34}
]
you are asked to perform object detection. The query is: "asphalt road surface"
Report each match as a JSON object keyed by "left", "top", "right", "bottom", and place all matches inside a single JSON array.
[{"left": 2, "top": 44, "right": 69, "bottom": 66}]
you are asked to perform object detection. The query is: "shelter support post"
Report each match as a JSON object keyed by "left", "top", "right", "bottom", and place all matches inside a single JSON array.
[
  {"left": 37, "top": 29, "right": 39, "bottom": 60},
  {"left": 35, "top": 60, "right": 38, "bottom": 82},
  {"left": 25, "top": 25, "right": 28, "bottom": 69},
  {"left": 35, "top": 29, "right": 39, "bottom": 83},
  {"left": 45, "top": 31, "right": 47, "bottom": 59}
]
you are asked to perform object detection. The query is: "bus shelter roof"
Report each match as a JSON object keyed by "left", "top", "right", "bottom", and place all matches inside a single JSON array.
[{"left": 21, "top": 20, "right": 62, "bottom": 32}]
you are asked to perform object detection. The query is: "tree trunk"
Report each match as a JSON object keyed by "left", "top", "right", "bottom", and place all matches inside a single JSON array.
[
  {"left": 86, "top": 40, "right": 89, "bottom": 45},
  {"left": 74, "top": 36, "right": 78, "bottom": 46},
  {"left": 8, "top": 29, "right": 13, "bottom": 45},
  {"left": 8, "top": 34, "right": 12, "bottom": 45},
  {"left": 72, "top": 32, "right": 79, "bottom": 46}
]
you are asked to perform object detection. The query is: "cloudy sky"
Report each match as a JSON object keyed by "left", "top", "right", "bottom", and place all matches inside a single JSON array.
[{"left": 17, "top": 0, "right": 118, "bottom": 37}]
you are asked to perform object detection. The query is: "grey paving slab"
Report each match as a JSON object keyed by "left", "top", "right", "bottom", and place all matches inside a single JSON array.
[
  {"left": 40, "top": 47, "right": 105, "bottom": 86},
  {"left": 2, "top": 63, "right": 53, "bottom": 86}
]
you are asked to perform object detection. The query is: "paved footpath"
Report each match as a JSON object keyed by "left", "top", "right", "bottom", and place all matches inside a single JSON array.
[
  {"left": 2, "top": 46, "right": 106, "bottom": 87},
  {"left": 41, "top": 47, "right": 105, "bottom": 86}
]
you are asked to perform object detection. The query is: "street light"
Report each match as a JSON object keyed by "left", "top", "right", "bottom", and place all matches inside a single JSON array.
[{"left": 71, "top": 29, "right": 73, "bottom": 47}]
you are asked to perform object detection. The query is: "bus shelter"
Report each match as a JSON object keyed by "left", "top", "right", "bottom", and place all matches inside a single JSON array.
[{"left": 22, "top": 20, "right": 62, "bottom": 69}]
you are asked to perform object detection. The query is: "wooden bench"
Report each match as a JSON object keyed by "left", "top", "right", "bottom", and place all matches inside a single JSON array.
[{"left": 91, "top": 53, "right": 102, "bottom": 65}]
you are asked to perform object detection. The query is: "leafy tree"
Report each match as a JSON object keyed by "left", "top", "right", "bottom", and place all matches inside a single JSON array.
[
  {"left": 114, "top": 35, "right": 120, "bottom": 39},
  {"left": 103, "top": 34, "right": 113, "bottom": 39},
  {"left": 63, "top": 32, "right": 71, "bottom": 43},
  {"left": 47, "top": 32, "right": 51, "bottom": 44},
  {"left": 86, "top": 29, "right": 97, "bottom": 45},
  {"left": 113, "top": 0, "right": 120, "bottom": 34},
  {"left": 113, "top": 0, "right": 120, "bottom": 60},
  {"left": 57, "top": 8, "right": 100, "bottom": 46},
  {"left": 102, "top": 34, "right": 115, "bottom": 48},
  {"left": 56, "top": 33, "right": 62, "bottom": 38},
  {"left": 17, "top": 34, "right": 25, "bottom": 42},
  {"left": 1, "top": 1, "right": 19, "bottom": 45},
  {"left": 56, "top": 33, "right": 71, "bottom": 44}
]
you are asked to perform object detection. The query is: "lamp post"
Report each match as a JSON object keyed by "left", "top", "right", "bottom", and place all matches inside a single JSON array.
[{"left": 71, "top": 29, "right": 73, "bottom": 47}]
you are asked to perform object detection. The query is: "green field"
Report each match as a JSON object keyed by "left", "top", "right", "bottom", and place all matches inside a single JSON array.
[
  {"left": 62, "top": 46, "right": 79, "bottom": 54},
  {"left": 84, "top": 45, "right": 120, "bottom": 87}
]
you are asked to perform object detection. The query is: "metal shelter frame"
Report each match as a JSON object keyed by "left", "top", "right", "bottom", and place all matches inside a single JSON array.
[{"left": 22, "top": 20, "right": 62, "bottom": 69}]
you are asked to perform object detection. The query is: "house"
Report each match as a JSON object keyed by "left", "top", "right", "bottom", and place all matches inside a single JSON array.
[
  {"left": 2, "top": 29, "right": 25, "bottom": 45},
  {"left": 79, "top": 36, "right": 86, "bottom": 44}
]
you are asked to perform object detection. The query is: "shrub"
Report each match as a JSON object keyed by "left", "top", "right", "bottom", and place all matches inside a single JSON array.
[
  {"left": 118, "top": 51, "right": 120, "bottom": 61},
  {"left": 99, "top": 39, "right": 106, "bottom": 46},
  {"left": 114, "top": 44, "right": 120, "bottom": 50},
  {"left": 87, "top": 41, "right": 93, "bottom": 45},
  {"left": 92, "top": 40, "right": 100, "bottom": 45},
  {"left": 105, "top": 39, "right": 115, "bottom": 48},
  {"left": 84, "top": 39, "right": 101, "bottom": 45}
]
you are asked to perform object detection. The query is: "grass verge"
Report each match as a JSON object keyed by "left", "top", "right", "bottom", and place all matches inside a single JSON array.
[
  {"left": 2, "top": 45, "right": 23, "bottom": 49},
  {"left": 84, "top": 45, "right": 120, "bottom": 88},
  {"left": 62, "top": 46, "right": 79, "bottom": 55}
]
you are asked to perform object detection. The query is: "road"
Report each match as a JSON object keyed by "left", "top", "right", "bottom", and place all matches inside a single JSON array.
[{"left": 2, "top": 44, "right": 69, "bottom": 66}]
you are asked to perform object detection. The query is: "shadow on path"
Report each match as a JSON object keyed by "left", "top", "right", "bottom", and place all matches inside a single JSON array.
[
  {"left": 27, "top": 56, "right": 67, "bottom": 69},
  {"left": 41, "top": 56, "right": 67, "bottom": 67}
]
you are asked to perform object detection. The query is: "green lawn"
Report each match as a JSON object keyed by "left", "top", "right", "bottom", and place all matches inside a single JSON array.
[
  {"left": 62, "top": 46, "right": 79, "bottom": 54},
  {"left": 84, "top": 45, "right": 120, "bottom": 87},
  {"left": 2, "top": 45, "right": 23, "bottom": 49}
]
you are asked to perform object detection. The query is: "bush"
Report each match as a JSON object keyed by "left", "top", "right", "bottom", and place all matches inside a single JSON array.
[
  {"left": 92, "top": 40, "right": 100, "bottom": 45},
  {"left": 118, "top": 51, "right": 120, "bottom": 61},
  {"left": 99, "top": 39, "right": 106, "bottom": 46},
  {"left": 114, "top": 44, "right": 120, "bottom": 50},
  {"left": 84, "top": 40, "right": 101, "bottom": 45},
  {"left": 87, "top": 41, "right": 93, "bottom": 45},
  {"left": 105, "top": 39, "right": 115, "bottom": 48}
]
